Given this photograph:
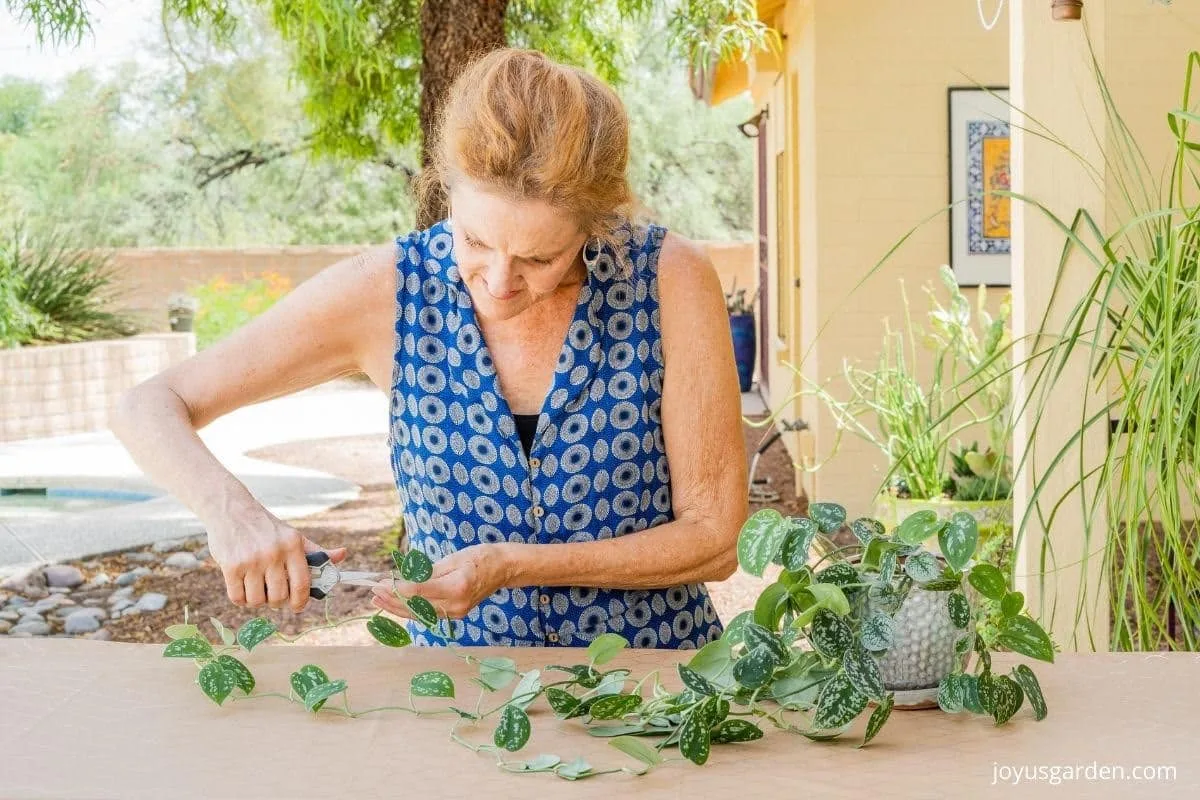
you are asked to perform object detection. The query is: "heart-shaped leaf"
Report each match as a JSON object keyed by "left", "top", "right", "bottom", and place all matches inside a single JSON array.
[
  {"left": 555, "top": 757, "right": 593, "bottom": 780},
  {"left": 290, "top": 665, "right": 331, "bottom": 711},
  {"left": 813, "top": 672, "right": 869, "bottom": 729},
  {"left": 1001, "top": 591, "right": 1025, "bottom": 618},
  {"left": 859, "top": 611, "right": 895, "bottom": 651},
  {"left": 165, "top": 624, "right": 200, "bottom": 640},
  {"left": 809, "top": 503, "right": 847, "bottom": 534},
  {"left": 524, "top": 754, "right": 562, "bottom": 771},
  {"left": 608, "top": 736, "right": 663, "bottom": 766},
  {"left": 678, "top": 710, "right": 712, "bottom": 765},
  {"left": 961, "top": 673, "right": 985, "bottom": 714},
  {"left": 803, "top": 583, "right": 851, "bottom": 616},
  {"left": 903, "top": 552, "right": 942, "bottom": 583},
  {"left": 939, "top": 512, "right": 979, "bottom": 571},
  {"left": 210, "top": 617, "right": 235, "bottom": 647},
  {"left": 858, "top": 693, "right": 894, "bottom": 747},
  {"left": 479, "top": 656, "right": 518, "bottom": 691},
  {"left": 996, "top": 616, "right": 1055, "bottom": 663},
  {"left": 737, "top": 508, "right": 789, "bottom": 577},
  {"left": 216, "top": 655, "right": 255, "bottom": 695},
  {"left": 546, "top": 687, "right": 580, "bottom": 716},
  {"left": 198, "top": 660, "right": 235, "bottom": 706},
  {"left": 937, "top": 673, "right": 964, "bottom": 713},
  {"left": 753, "top": 582, "right": 790, "bottom": 630},
  {"left": 406, "top": 596, "right": 439, "bottom": 627},
  {"left": 815, "top": 562, "right": 859, "bottom": 588},
  {"left": 842, "top": 643, "right": 886, "bottom": 701},
  {"left": 743, "top": 623, "right": 790, "bottom": 665},
  {"left": 509, "top": 669, "right": 541, "bottom": 710},
  {"left": 1009, "top": 664, "right": 1047, "bottom": 721},
  {"left": 589, "top": 693, "right": 642, "bottom": 720},
  {"left": 163, "top": 636, "right": 212, "bottom": 659},
  {"left": 810, "top": 608, "right": 854, "bottom": 659},
  {"left": 988, "top": 675, "right": 1024, "bottom": 725},
  {"left": 411, "top": 670, "right": 455, "bottom": 698},
  {"left": 710, "top": 719, "right": 764, "bottom": 744},
  {"left": 587, "top": 633, "right": 628, "bottom": 666},
  {"left": 780, "top": 518, "right": 818, "bottom": 571},
  {"left": 850, "top": 517, "right": 884, "bottom": 545},
  {"left": 968, "top": 563, "right": 1007, "bottom": 600},
  {"left": 367, "top": 614, "right": 412, "bottom": 647},
  {"left": 494, "top": 704, "right": 532, "bottom": 752},
  {"left": 686, "top": 638, "right": 733, "bottom": 684},
  {"left": 400, "top": 550, "right": 433, "bottom": 583},
  {"left": 732, "top": 644, "right": 777, "bottom": 690},
  {"left": 235, "top": 618, "right": 277, "bottom": 652},
  {"left": 977, "top": 671, "right": 996, "bottom": 715},
  {"left": 895, "top": 510, "right": 940, "bottom": 545},
  {"left": 303, "top": 679, "right": 347, "bottom": 712},
  {"left": 947, "top": 591, "right": 971, "bottom": 628},
  {"left": 678, "top": 664, "right": 718, "bottom": 696},
  {"left": 721, "top": 610, "right": 754, "bottom": 648}
]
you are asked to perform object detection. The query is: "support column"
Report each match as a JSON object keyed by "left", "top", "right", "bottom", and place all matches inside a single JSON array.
[{"left": 1009, "top": 0, "right": 1111, "bottom": 651}]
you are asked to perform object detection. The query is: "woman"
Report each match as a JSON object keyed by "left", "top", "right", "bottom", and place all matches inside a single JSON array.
[{"left": 112, "top": 48, "right": 747, "bottom": 649}]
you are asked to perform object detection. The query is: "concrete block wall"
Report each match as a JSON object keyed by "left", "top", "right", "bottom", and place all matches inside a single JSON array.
[{"left": 0, "top": 333, "right": 194, "bottom": 442}]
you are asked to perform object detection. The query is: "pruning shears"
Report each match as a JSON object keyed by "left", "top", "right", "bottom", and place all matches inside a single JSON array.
[{"left": 306, "top": 551, "right": 389, "bottom": 600}]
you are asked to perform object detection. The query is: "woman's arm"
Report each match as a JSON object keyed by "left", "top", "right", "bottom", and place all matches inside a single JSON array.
[
  {"left": 110, "top": 243, "right": 399, "bottom": 612},
  {"left": 374, "top": 234, "right": 748, "bottom": 619}
]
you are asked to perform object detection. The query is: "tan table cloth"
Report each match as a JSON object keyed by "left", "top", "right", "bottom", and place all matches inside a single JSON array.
[{"left": 2, "top": 639, "right": 1197, "bottom": 798}]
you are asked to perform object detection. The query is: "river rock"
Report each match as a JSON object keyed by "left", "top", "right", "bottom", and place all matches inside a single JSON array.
[
  {"left": 43, "top": 565, "right": 84, "bottom": 589},
  {"left": 11, "top": 620, "right": 50, "bottom": 636},
  {"left": 0, "top": 619, "right": 10, "bottom": 633},
  {"left": 0, "top": 610, "right": 19, "bottom": 622},
  {"left": 108, "top": 587, "right": 135, "bottom": 602},
  {"left": 64, "top": 612, "right": 102, "bottom": 634},
  {"left": 85, "top": 628, "right": 113, "bottom": 641},
  {"left": 152, "top": 538, "right": 186, "bottom": 554},
  {"left": 136, "top": 593, "right": 168, "bottom": 612},
  {"left": 124, "top": 551, "right": 159, "bottom": 563},
  {"left": 164, "top": 552, "right": 200, "bottom": 571}
]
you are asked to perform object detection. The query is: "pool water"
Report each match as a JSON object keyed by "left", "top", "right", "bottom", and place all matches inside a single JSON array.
[{"left": 0, "top": 488, "right": 156, "bottom": 520}]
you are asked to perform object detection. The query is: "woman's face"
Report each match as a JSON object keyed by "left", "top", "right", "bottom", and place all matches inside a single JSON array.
[{"left": 448, "top": 179, "right": 589, "bottom": 322}]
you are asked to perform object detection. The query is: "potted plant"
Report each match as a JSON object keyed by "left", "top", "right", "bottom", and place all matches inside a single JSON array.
[
  {"left": 167, "top": 292, "right": 199, "bottom": 333},
  {"left": 725, "top": 279, "right": 757, "bottom": 393}
]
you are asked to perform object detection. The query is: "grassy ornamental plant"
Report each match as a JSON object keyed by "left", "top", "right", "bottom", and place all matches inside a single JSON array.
[{"left": 161, "top": 504, "right": 1055, "bottom": 780}]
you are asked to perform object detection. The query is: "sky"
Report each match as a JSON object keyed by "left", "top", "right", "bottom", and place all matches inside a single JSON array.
[{"left": 0, "top": 1, "right": 161, "bottom": 82}]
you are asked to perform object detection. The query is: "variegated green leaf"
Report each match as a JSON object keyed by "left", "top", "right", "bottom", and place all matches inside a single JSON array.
[
  {"left": 510, "top": 669, "right": 541, "bottom": 710},
  {"left": 678, "top": 664, "right": 718, "bottom": 696},
  {"left": 996, "top": 616, "right": 1056, "bottom": 663},
  {"left": 411, "top": 670, "right": 455, "bottom": 698},
  {"left": 406, "top": 596, "right": 439, "bottom": 627},
  {"left": 686, "top": 638, "right": 733, "bottom": 684},
  {"left": 367, "top": 614, "right": 412, "bottom": 647},
  {"left": 1001, "top": 591, "right": 1025, "bottom": 617},
  {"left": 478, "top": 657, "right": 518, "bottom": 691},
  {"left": 303, "top": 679, "right": 347, "bottom": 712},
  {"left": 813, "top": 672, "right": 869, "bottom": 729},
  {"left": 753, "top": 582, "right": 789, "bottom": 630},
  {"left": 400, "top": 549, "right": 433, "bottom": 583},
  {"left": 809, "top": 503, "right": 847, "bottom": 534},
  {"left": 235, "top": 617, "right": 276, "bottom": 652},
  {"left": 858, "top": 693, "right": 894, "bottom": 748},
  {"left": 810, "top": 608, "right": 854, "bottom": 659},
  {"left": 989, "top": 675, "right": 1024, "bottom": 725},
  {"left": 947, "top": 591, "right": 971, "bottom": 628},
  {"left": 290, "top": 665, "right": 332, "bottom": 711},
  {"left": 977, "top": 671, "right": 996, "bottom": 715},
  {"left": 523, "top": 754, "right": 562, "bottom": 771},
  {"left": 216, "top": 655, "right": 255, "bottom": 695},
  {"left": 494, "top": 704, "right": 532, "bottom": 752},
  {"left": 877, "top": 550, "right": 898, "bottom": 585},
  {"left": 939, "top": 512, "right": 979, "bottom": 571},
  {"left": 850, "top": 517, "right": 884, "bottom": 545},
  {"left": 743, "top": 623, "right": 789, "bottom": 664},
  {"left": 678, "top": 710, "right": 712, "bottom": 765},
  {"left": 165, "top": 624, "right": 200, "bottom": 640},
  {"left": 803, "top": 582, "right": 850, "bottom": 616},
  {"left": 903, "top": 551, "right": 942, "bottom": 583},
  {"left": 781, "top": 518, "right": 818, "bottom": 571},
  {"left": 842, "top": 643, "right": 886, "bottom": 701},
  {"left": 721, "top": 610, "right": 754, "bottom": 648},
  {"left": 608, "top": 736, "right": 663, "bottom": 766},
  {"left": 961, "top": 673, "right": 985, "bottom": 714},
  {"left": 163, "top": 636, "right": 212, "bottom": 659},
  {"left": 895, "top": 510, "right": 940, "bottom": 545},
  {"left": 555, "top": 757, "right": 594, "bottom": 780},
  {"left": 815, "top": 562, "right": 859, "bottom": 588},
  {"left": 1009, "top": 665, "right": 1047, "bottom": 721},
  {"left": 710, "top": 719, "right": 764, "bottom": 744},
  {"left": 937, "top": 673, "right": 964, "bottom": 713},
  {"left": 860, "top": 611, "right": 895, "bottom": 651},
  {"left": 589, "top": 693, "right": 642, "bottom": 720},
  {"left": 197, "top": 661, "right": 235, "bottom": 706},
  {"left": 968, "top": 563, "right": 1007, "bottom": 600},
  {"left": 546, "top": 687, "right": 580, "bottom": 716},
  {"left": 737, "top": 508, "right": 789, "bottom": 577},
  {"left": 210, "top": 617, "right": 235, "bottom": 647},
  {"left": 732, "top": 644, "right": 776, "bottom": 690}
]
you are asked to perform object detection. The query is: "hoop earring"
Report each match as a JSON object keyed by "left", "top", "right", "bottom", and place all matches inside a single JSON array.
[{"left": 582, "top": 236, "right": 602, "bottom": 270}]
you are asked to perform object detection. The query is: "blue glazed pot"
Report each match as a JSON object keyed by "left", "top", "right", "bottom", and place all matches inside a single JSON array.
[{"left": 729, "top": 313, "right": 756, "bottom": 392}]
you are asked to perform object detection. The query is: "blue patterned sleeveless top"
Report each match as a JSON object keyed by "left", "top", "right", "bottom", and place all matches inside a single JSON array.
[{"left": 387, "top": 218, "right": 724, "bottom": 649}]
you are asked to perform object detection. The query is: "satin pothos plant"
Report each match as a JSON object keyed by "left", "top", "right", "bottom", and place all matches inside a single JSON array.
[{"left": 161, "top": 503, "right": 1054, "bottom": 780}]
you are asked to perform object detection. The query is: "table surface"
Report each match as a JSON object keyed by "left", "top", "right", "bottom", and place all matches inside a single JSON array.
[{"left": 2, "top": 639, "right": 1198, "bottom": 799}]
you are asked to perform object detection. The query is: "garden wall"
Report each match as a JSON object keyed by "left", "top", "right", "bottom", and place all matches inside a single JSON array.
[
  {"left": 0, "top": 333, "right": 194, "bottom": 442},
  {"left": 105, "top": 241, "right": 755, "bottom": 330}
]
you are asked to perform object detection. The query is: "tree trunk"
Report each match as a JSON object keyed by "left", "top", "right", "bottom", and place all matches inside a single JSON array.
[{"left": 418, "top": 0, "right": 509, "bottom": 228}]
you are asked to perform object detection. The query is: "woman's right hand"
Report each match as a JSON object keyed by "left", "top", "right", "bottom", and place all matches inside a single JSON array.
[{"left": 207, "top": 515, "right": 347, "bottom": 614}]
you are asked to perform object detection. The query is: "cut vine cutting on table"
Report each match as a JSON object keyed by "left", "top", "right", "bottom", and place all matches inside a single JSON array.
[{"left": 161, "top": 502, "right": 1056, "bottom": 780}]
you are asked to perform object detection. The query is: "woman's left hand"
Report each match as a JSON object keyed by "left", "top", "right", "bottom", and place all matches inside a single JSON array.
[{"left": 371, "top": 543, "right": 512, "bottom": 620}]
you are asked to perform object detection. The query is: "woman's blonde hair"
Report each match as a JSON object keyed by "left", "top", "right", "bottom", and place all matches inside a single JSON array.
[{"left": 417, "top": 48, "right": 636, "bottom": 274}]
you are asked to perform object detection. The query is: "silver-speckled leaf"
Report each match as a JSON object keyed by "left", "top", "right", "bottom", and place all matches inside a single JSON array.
[
  {"left": 903, "top": 551, "right": 942, "bottom": 583},
  {"left": 1009, "top": 665, "right": 1047, "bottom": 721},
  {"left": 737, "top": 508, "right": 789, "bottom": 577},
  {"left": 678, "top": 709, "right": 712, "bottom": 765},
  {"left": 947, "top": 591, "right": 971, "bottom": 628},
  {"left": 810, "top": 608, "right": 854, "bottom": 659},
  {"left": 859, "top": 693, "right": 894, "bottom": 748},
  {"left": 813, "top": 672, "right": 869, "bottom": 730},
  {"left": 732, "top": 644, "right": 777, "bottom": 690},
  {"left": 809, "top": 503, "right": 847, "bottom": 534},
  {"left": 494, "top": 704, "right": 532, "bottom": 752},
  {"left": 197, "top": 661, "right": 235, "bottom": 706},
  {"left": 938, "top": 512, "right": 979, "bottom": 571},
  {"left": 842, "top": 643, "right": 886, "bottom": 702},
  {"left": 859, "top": 612, "right": 895, "bottom": 652},
  {"left": 989, "top": 675, "right": 1024, "bottom": 725},
  {"left": 781, "top": 518, "right": 818, "bottom": 571}
]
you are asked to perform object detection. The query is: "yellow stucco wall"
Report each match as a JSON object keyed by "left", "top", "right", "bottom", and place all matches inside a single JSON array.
[{"left": 747, "top": 0, "right": 1009, "bottom": 514}]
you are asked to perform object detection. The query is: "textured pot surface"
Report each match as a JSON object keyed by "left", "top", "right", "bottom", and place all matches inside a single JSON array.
[{"left": 874, "top": 583, "right": 970, "bottom": 692}]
